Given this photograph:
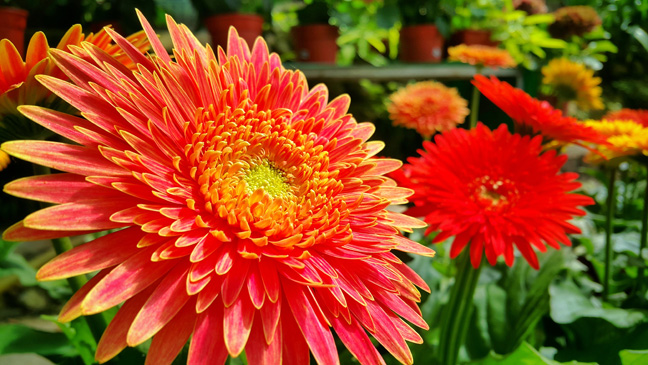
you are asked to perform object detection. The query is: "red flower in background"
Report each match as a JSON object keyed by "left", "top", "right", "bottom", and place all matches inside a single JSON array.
[
  {"left": 402, "top": 123, "right": 593, "bottom": 269},
  {"left": 473, "top": 75, "right": 607, "bottom": 147},
  {"left": 2, "top": 12, "right": 434, "bottom": 365},
  {"left": 603, "top": 108, "right": 648, "bottom": 127}
]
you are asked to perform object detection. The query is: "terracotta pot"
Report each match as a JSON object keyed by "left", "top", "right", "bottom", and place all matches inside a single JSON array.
[
  {"left": 450, "top": 29, "right": 498, "bottom": 47},
  {"left": 204, "top": 13, "right": 263, "bottom": 49},
  {"left": 399, "top": 24, "right": 444, "bottom": 63},
  {"left": 0, "top": 7, "right": 28, "bottom": 56},
  {"left": 292, "top": 24, "right": 338, "bottom": 64}
]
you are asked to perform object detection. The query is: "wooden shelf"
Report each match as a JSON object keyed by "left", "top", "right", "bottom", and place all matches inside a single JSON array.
[{"left": 285, "top": 62, "right": 522, "bottom": 86}]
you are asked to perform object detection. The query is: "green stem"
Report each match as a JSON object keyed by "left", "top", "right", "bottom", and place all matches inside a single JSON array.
[
  {"left": 32, "top": 163, "right": 107, "bottom": 343},
  {"left": 438, "top": 250, "right": 483, "bottom": 365},
  {"left": 636, "top": 165, "right": 648, "bottom": 295},
  {"left": 469, "top": 66, "right": 483, "bottom": 129},
  {"left": 603, "top": 167, "right": 617, "bottom": 301}
]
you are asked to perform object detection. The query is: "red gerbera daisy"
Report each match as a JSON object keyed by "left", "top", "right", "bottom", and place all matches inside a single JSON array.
[
  {"left": 603, "top": 108, "right": 648, "bottom": 127},
  {"left": 472, "top": 75, "right": 607, "bottom": 146},
  {"left": 403, "top": 123, "right": 593, "bottom": 269},
  {"left": 1, "top": 12, "right": 433, "bottom": 365}
]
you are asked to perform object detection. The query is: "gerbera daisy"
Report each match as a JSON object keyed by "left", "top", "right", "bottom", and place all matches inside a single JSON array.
[
  {"left": 2, "top": 12, "right": 434, "bottom": 365},
  {"left": 403, "top": 123, "right": 593, "bottom": 269},
  {"left": 603, "top": 108, "right": 648, "bottom": 127},
  {"left": 541, "top": 58, "right": 604, "bottom": 111},
  {"left": 448, "top": 44, "right": 517, "bottom": 69},
  {"left": 472, "top": 75, "right": 607, "bottom": 146},
  {"left": 388, "top": 81, "right": 469, "bottom": 138},
  {"left": 583, "top": 119, "right": 648, "bottom": 162},
  {"left": 0, "top": 24, "right": 149, "bottom": 142}
]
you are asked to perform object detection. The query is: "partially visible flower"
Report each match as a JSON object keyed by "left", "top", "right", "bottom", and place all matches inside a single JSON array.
[
  {"left": 513, "top": 0, "right": 548, "bottom": 15},
  {"left": 549, "top": 5, "right": 602, "bottom": 39},
  {"left": 388, "top": 81, "right": 469, "bottom": 138},
  {"left": 583, "top": 119, "right": 648, "bottom": 162},
  {"left": 603, "top": 108, "right": 648, "bottom": 127},
  {"left": 473, "top": 75, "right": 607, "bottom": 147},
  {"left": 448, "top": 44, "right": 517, "bottom": 69},
  {"left": 402, "top": 123, "right": 594, "bottom": 269},
  {"left": 0, "top": 25, "right": 149, "bottom": 142},
  {"left": 541, "top": 58, "right": 604, "bottom": 111},
  {"left": 3, "top": 12, "right": 434, "bottom": 365},
  {"left": 0, "top": 150, "right": 9, "bottom": 171}
]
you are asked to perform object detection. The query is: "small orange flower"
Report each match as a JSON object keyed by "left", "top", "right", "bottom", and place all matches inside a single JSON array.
[
  {"left": 388, "top": 81, "right": 469, "bottom": 138},
  {"left": 603, "top": 109, "right": 648, "bottom": 127},
  {"left": 541, "top": 58, "right": 603, "bottom": 111},
  {"left": 0, "top": 24, "right": 149, "bottom": 141},
  {"left": 448, "top": 44, "right": 517, "bottom": 69}
]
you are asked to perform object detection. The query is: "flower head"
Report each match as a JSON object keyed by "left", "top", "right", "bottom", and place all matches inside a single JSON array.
[
  {"left": 2, "top": 12, "right": 433, "bottom": 365},
  {"left": 541, "top": 58, "right": 604, "bottom": 111},
  {"left": 473, "top": 75, "right": 607, "bottom": 147},
  {"left": 583, "top": 119, "right": 648, "bottom": 163},
  {"left": 448, "top": 44, "right": 517, "bottom": 69},
  {"left": 513, "top": 0, "right": 548, "bottom": 15},
  {"left": 549, "top": 5, "right": 602, "bottom": 39},
  {"left": 388, "top": 81, "right": 469, "bottom": 138},
  {"left": 402, "top": 123, "right": 593, "bottom": 269},
  {"left": 0, "top": 25, "right": 149, "bottom": 142},
  {"left": 603, "top": 109, "right": 648, "bottom": 127}
]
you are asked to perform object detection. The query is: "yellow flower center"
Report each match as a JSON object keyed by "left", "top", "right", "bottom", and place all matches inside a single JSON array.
[
  {"left": 244, "top": 160, "right": 292, "bottom": 199},
  {"left": 471, "top": 176, "right": 518, "bottom": 210}
]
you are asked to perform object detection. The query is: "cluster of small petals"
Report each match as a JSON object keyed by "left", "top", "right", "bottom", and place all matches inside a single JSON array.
[
  {"left": 402, "top": 123, "right": 594, "bottom": 269},
  {"left": 0, "top": 24, "right": 149, "bottom": 142},
  {"left": 603, "top": 108, "right": 648, "bottom": 127},
  {"left": 448, "top": 44, "right": 517, "bottom": 69},
  {"left": 388, "top": 81, "right": 469, "bottom": 138},
  {"left": 549, "top": 5, "right": 602, "bottom": 38},
  {"left": 541, "top": 58, "right": 604, "bottom": 111},
  {"left": 583, "top": 119, "right": 648, "bottom": 163},
  {"left": 473, "top": 75, "right": 607, "bottom": 147},
  {"left": 2, "top": 12, "right": 434, "bottom": 365}
]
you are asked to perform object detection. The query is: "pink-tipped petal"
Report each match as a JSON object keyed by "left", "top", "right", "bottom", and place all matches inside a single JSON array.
[
  {"left": 145, "top": 299, "right": 196, "bottom": 365},
  {"left": 188, "top": 304, "right": 228, "bottom": 365}
]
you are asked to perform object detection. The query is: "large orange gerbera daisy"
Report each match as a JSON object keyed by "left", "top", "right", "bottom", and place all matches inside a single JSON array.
[
  {"left": 388, "top": 81, "right": 469, "bottom": 138},
  {"left": 402, "top": 123, "right": 593, "bottom": 269},
  {"left": 603, "top": 109, "right": 648, "bottom": 127},
  {"left": 0, "top": 24, "right": 149, "bottom": 142},
  {"left": 541, "top": 58, "right": 603, "bottom": 111},
  {"left": 472, "top": 75, "right": 607, "bottom": 146},
  {"left": 2, "top": 12, "right": 434, "bottom": 365},
  {"left": 448, "top": 44, "right": 517, "bottom": 69}
]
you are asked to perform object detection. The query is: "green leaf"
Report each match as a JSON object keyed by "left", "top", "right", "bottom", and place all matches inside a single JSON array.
[
  {"left": 43, "top": 316, "right": 97, "bottom": 365},
  {"left": 473, "top": 342, "right": 595, "bottom": 364},
  {"left": 620, "top": 349, "right": 648, "bottom": 365},
  {"left": 627, "top": 25, "right": 648, "bottom": 53},
  {"left": 0, "top": 324, "right": 76, "bottom": 357}
]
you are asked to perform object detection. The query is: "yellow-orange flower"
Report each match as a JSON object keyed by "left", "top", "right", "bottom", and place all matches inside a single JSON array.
[
  {"left": 0, "top": 24, "right": 149, "bottom": 141},
  {"left": 542, "top": 58, "right": 603, "bottom": 111},
  {"left": 583, "top": 119, "right": 648, "bottom": 163},
  {"left": 0, "top": 150, "right": 9, "bottom": 171},
  {"left": 603, "top": 108, "right": 648, "bottom": 127},
  {"left": 448, "top": 44, "right": 517, "bottom": 69},
  {"left": 388, "top": 81, "right": 469, "bottom": 138}
]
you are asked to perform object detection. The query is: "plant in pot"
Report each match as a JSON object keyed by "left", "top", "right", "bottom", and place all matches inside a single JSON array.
[
  {"left": 0, "top": 0, "right": 33, "bottom": 55},
  {"left": 392, "top": 0, "right": 446, "bottom": 63},
  {"left": 447, "top": 0, "right": 503, "bottom": 47},
  {"left": 191, "top": 0, "right": 271, "bottom": 48},
  {"left": 292, "top": 0, "right": 338, "bottom": 64}
]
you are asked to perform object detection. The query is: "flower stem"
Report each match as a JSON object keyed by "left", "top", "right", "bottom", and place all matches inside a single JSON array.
[
  {"left": 438, "top": 250, "right": 483, "bottom": 365},
  {"left": 469, "top": 66, "right": 483, "bottom": 129},
  {"left": 603, "top": 167, "right": 617, "bottom": 301},
  {"left": 636, "top": 165, "right": 648, "bottom": 296}
]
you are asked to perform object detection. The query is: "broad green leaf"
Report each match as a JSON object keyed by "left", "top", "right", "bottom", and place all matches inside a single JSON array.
[
  {"left": 627, "top": 25, "right": 648, "bottom": 53},
  {"left": 523, "top": 14, "right": 556, "bottom": 25},
  {"left": 620, "top": 349, "right": 648, "bottom": 364},
  {"left": 0, "top": 324, "right": 76, "bottom": 357},
  {"left": 43, "top": 316, "right": 96, "bottom": 365},
  {"left": 474, "top": 342, "right": 595, "bottom": 364}
]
